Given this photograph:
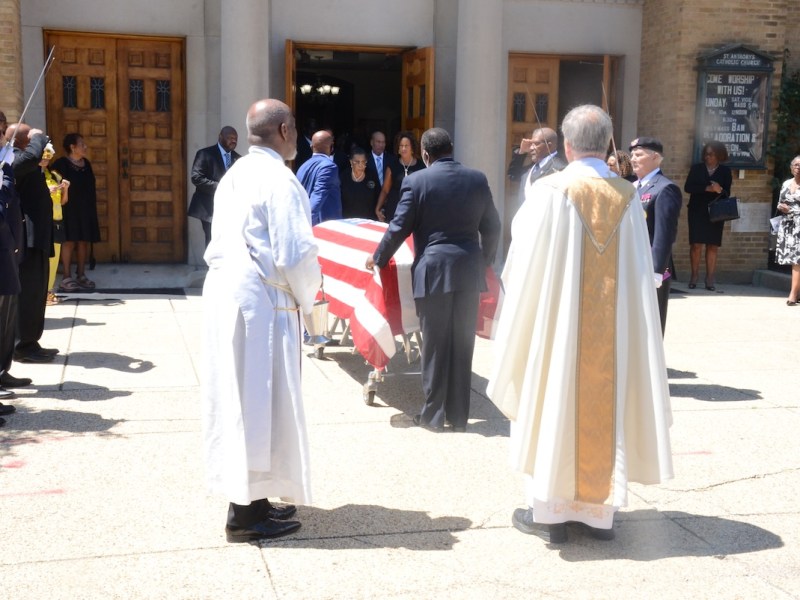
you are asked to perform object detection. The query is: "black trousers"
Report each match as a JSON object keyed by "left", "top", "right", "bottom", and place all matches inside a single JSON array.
[
  {"left": 415, "top": 290, "right": 480, "bottom": 428},
  {"left": 16, "top": 248, "right": 49, "bottom": 354},
  {"left": 656, "top": 276, "right": 671, "bottom": 337},
  {"left": 0, "top": 294, "right": 18, "bottom": 375},
  {"left": 201, "top": 220, "right": 212, "bottom": 247},
  {"left": 227, "top": 499, "right": 269, "bottom": 528}
]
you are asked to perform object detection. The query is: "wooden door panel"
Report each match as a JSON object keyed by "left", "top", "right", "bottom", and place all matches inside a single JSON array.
[
  {"left": 504, "top": 56, "right": 560, "bottom": 252},
  {"left": 401, "top": 47, "right": 435, "bottom": 142},
  {"left": 117, "top": 38, "right": 185, "bottom": 262},
  {"left": 44, "top": 31, "right": 185, "bottom": 264},
  {"left": 44, "top": 33, "right": 120, "bottom": 262}
]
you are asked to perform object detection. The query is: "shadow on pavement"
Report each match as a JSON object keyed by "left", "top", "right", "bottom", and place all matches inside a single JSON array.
[
  {"left": 0, "top": 408, "right": 124, "bottom": 463},
  {"left": 667, "top": 368, "right": 697, "bottom": 379},
  {"left": 270, "top": 503, "right": 471, "bottom": 551},
  {"left": 669, "top": 383, "right": 762, "bottom": 402},
  {"left": 44, "top": 316, "right": 105, "bottom": 330},
  {"left": 18, "top": 383, "right": 134, "bottom": 402},
  {"left": 66, "top": 352, "right": 154, "bottom": 373},
  {"left": 558, "top": 509, "right": 782, "bottom": 561}
]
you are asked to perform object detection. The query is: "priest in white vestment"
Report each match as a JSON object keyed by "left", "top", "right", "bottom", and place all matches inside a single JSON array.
[
  {"left": 487, "top": 105, "right": 673, "bottom": 544},
  {"left": 201, "top": 99, "right": 322, "bottom": 543}
]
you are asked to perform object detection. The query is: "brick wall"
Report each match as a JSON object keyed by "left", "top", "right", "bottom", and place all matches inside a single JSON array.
[
  {"left": 640, "top": 0, "right": 789, "bottom": 281},
  {"left": 0, "top": 0, "right": 21, "bottom": 119}
]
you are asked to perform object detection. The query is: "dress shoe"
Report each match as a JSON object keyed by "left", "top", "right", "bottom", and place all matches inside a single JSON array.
[
  {"left": 264, "top": 503, "right": 297, "bottom": 520},
  {"left": 1, "top": 373, "right": 32, "bottom": 388},
  {"left": 14, "top": 351, "right": 55, "bottom": 364},
  {"left": 413, "top": 414, "right": 444, "bottom": 432},
  {"left": 512, "top": 508, "right": 567, "bottom": 543},
  {"left": 37, "top": 347, "right": 60, "bottom": 357},
  {"left": 0, "top": 402, "right": 16, "bottom": 415},
  {"left": 0, "top": 388, "right": 16, "bottom": 401},
  {"left": 225, "top": 518, "right": 301, "bottom": 543}
]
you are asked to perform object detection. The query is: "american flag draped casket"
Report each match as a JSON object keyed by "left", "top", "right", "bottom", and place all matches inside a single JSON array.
[{"left": 312, "top": 218, "right": 502, "bottom": 370}]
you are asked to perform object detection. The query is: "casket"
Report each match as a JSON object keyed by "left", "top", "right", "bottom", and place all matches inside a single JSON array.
[{"left": 313, "top": 219, "right": 418, "bottom": 369}]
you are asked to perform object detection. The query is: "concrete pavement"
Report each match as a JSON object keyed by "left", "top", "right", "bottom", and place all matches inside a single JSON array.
[{"left": 1, "top": 274, "right": 799, "bottom": 599}]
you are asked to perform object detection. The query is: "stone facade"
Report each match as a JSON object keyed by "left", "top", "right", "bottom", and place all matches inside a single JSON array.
[
  {"left": 0, "top": 0, "right": 21, "bottom": 119},
  {"left": 3, "top": 0, "right": 799, "bottom": 275},
  {"left": 640, "top": 0, "right": 790, "bottom": 280}
]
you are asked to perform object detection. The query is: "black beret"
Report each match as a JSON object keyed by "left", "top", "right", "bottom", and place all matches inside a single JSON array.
[{"left": 629, "top": 136, "right": 663, "bottom": 154}]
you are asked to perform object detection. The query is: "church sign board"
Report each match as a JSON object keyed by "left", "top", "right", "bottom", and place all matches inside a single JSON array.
[{"left": 694, "top": 44, "right": 774, "bottom": 169}]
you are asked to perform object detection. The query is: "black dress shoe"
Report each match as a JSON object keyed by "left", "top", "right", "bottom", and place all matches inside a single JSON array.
[
  {"left": 258, "top": 500, "right": 297, "bottom": 520},
  {"left": 1, "top": 374, "right": 32, "bottom": 388},
  {"left": 0, "top": 402, "right": 16, "bottom": 416},
  {"left": 14, "top": 351, "right": 55, "bottom": 364},
  {"left": 37, "top": 347, "right": 60, "bottom": 357},
  {"left": 512, "top": 508, "right": 567, "bottom": 543},
  {"left": 225, "top": 518, "right": 301, "bottom": 543}
]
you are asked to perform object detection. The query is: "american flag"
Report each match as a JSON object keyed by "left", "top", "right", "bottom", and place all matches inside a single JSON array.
[{"left": 313, "top": 219, "right": 417, "bottom": 369}]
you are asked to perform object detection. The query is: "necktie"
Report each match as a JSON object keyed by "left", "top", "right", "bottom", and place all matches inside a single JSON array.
[
  {"left": 376, "top": 155, "right": 383, "bottom": 185},
  {"left": 224, "top": 152, "right": 231, "bottom": 170}
]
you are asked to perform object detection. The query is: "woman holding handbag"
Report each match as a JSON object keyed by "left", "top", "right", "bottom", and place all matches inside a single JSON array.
[
  {"left": 684, "top": 141, "right": 733, "bottom": 291},
  {"left": 775, "top": 156, "right": 800, "bottom": 306}
]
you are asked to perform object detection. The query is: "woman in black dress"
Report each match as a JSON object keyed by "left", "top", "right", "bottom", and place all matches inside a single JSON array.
[
  {"left": 683, "top": 141, "right": 732, "bottom": 291},
  {"left": 52, "top": 133, "right": 100, "bottom": 291},
  {"left": 375, "top": 131, "right": 425, "bottom": 222},
  {"left": 339, "top": 147, "right": 380, "bottom": 220}
]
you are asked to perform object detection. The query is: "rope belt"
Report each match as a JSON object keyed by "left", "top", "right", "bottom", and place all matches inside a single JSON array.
[{"left": 259, "top": 275, "right": 300, "bottom": 312}]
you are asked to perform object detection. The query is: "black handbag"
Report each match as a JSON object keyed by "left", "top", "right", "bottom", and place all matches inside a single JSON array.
[{"left": 708, "top": 196, "right": 740, "bottom": 223}]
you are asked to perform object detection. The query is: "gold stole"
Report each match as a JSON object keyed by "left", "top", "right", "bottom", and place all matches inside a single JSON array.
[{"left": 566, "top": 177, "right": 634, "bottom": 504}]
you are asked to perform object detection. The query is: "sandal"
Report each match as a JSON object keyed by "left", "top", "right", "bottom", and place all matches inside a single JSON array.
[
  {"left": 788, "top": 299, "right": 798, "bottom": 306},
  {"left": 76, "top": 275, "right": 96, "bottom": 289},
  {"left": 58, "top": 277, "right": 80, "bottom": 292},
  {"left": 46, "top": 292, "right": 61, "bottom": 306}
]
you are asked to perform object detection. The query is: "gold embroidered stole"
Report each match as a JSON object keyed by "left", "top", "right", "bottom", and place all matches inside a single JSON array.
[{"left": 566, "top": 176, "right": 635, "bottom": 504}]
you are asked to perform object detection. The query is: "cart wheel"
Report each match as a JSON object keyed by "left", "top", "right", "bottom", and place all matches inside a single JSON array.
[
  {"left": 315, "top": 346, "right": 324, "bottom": 359},
  {"left": 364, "top": 390, "right": 375, "bottom": 406}
]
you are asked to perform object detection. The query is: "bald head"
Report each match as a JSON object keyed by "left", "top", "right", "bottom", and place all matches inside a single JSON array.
[
  {"left": 310, "top": 130, "right": 334, "bottom": 156},
  {"left": 245, "top": 99, "right": 297, "bottom": 160},
  {"left": 4, "top": 123, "right": 31, "bottom": 147}
]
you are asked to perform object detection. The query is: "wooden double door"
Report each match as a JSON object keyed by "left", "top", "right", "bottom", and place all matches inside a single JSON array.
[{"left": 44, "top": 31, "right": 185, "bottom": 263}]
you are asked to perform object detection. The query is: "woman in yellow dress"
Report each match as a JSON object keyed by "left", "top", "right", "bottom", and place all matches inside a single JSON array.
[{"left": 40, "top": 143, "right": 70, "bottom": 305}]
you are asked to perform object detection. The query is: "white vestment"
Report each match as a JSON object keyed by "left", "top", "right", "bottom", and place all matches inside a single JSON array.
[
  {"left": 201, "top": 146, "right": 321, "bottom": 506},
  {"left": 487, "top": 158, "right": 673, "bottom": 528}
]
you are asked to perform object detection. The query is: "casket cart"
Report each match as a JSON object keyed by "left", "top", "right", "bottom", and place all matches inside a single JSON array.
[{"left": 312, "top": 219, "right": 421, "bottom": 405}]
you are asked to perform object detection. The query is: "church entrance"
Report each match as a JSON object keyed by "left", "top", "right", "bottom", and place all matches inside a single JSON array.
[{"left": 285, "top": 41, "right": 434, "bottom": 162}]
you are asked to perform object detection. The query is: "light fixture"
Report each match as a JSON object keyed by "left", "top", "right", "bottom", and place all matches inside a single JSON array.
[{"left": 300, "top": 76, "right": 340, "bottom": 97}]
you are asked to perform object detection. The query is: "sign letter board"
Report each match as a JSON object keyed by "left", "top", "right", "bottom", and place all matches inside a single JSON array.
[{"left": 694, "top": 44, "right": 774, "bottom": 169}]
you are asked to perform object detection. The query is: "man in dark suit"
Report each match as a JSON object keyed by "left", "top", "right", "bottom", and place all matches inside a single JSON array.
[
  {"left": 188, "top": 126, "right": 240, "bottom": 247},
  {"left": 296, "top": 130, "right": 341, "bottom": 225},
  {"left": 630, "top": 136, "right": 682, "bottom": 335},
  {"left": 508, "top": 127, "right": 567, "bottom": 208},
  {"left": 366, "top": 128, "right": 501, "bottom": 432},
  {"left": 0, "top": 116, "right": 29, "bottom": 417},
  {"left": 366, "top": 130, "right": 394, "bottom": 191},
  {"left": 7, "top": 123, "right": 58, "bottom": 365}
]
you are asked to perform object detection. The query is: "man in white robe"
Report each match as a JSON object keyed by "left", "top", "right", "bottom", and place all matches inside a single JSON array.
[
  {"left": 487, "top": 105, "right": 673, "bottom": 544},
  {"left": 201, "top": 99, "right": 322, "bottom": 543}
]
